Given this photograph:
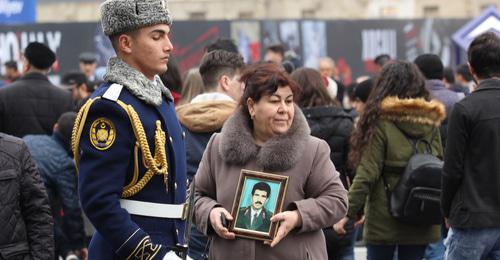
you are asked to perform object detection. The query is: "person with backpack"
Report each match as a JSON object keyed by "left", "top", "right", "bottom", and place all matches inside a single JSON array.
[{"left": 334, "top": 61, "right": 445, "bottom": 260}]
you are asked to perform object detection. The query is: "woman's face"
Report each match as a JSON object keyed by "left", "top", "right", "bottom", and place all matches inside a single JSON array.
[
  {"left": 248, "top": 86, "right": 295, "bottom": 143},
  {"left": 352, "top": 99, "right": 366, "bottom": 114}
]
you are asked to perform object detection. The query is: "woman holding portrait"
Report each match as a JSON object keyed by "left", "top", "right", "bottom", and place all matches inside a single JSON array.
[{"left": 194, "top": 63, "right": 348, "bottom": 260}]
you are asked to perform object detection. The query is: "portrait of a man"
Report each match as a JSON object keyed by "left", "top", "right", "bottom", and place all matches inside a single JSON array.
[{"left": 235, "top": 182, "right": 272, "bottom": 232}]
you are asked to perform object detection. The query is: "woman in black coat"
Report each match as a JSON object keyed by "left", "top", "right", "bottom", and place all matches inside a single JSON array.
[{"left": 292, "top": 68, "right": 354, "bottom": 260}]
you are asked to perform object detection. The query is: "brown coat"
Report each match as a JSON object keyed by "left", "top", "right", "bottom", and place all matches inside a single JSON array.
[{"left": 194, "top": 106, "right": 348, "bottom": 260}]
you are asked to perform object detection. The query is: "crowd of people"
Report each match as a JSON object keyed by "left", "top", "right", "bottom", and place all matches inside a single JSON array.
[{"left": 1, "top": 0, "right": 499, "bottom": 260}]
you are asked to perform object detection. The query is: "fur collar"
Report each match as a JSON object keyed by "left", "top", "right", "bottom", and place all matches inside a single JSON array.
[
  {"left": 219, "top": 105, "right": 310, "bottom": 172},
  {"left": 380, "top": 96, "right": 445, "bottom": 127},
  {"left": 103, "top": 57, "right": 172, "bottom": 106}
]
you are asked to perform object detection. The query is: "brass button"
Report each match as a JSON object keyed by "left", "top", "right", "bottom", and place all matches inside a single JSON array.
[
  {"left": 174, "top": 182, "right": 178, "bottom": 190},
  {"left": 169, "top": 136, "right": 173, "bottom": 143},
  {"left": 176, "top": 229, "right": 179, "bottom": 236},
  {"left": 182, "top": 131, "right": 186, "bottom": 139}
]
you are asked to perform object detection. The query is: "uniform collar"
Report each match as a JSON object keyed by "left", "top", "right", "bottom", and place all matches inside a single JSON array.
[
  {"left": 103, "top": 57, "right": 173, "bottom": 106},
  {"left": 251, "top": 207, "right": 262, "bottom": 217}
]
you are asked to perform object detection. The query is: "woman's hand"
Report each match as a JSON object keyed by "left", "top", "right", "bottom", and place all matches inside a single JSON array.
[
  {"left": 333, "top": 217, "right": 349, "bottom": 235},
  {"left": 266, "top": 210, "right": 302, "bottom": 247},
  {"left": 354, "top": 215, "right": 365, "bottom": 227},
  {"left": 209, "top": 207, "right": 235, "bottom": 240}
]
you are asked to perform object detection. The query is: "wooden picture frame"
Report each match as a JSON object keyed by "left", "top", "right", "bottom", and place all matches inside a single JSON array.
[{"left": 229, "top": 169, "right": 289, "bottom": 241}]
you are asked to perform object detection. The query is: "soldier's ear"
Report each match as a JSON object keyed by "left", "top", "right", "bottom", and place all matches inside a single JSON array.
[{"left": 118, "top": 34, "right": 133, "bottom": 54}]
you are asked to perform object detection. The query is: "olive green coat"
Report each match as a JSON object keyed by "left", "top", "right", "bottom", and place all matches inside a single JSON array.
[{"left": 347, "top": 97, "right": 446, "bottom": 245}]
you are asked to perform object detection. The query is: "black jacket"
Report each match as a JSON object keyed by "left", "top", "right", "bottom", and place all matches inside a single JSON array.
[
  {"left": 0, "top": 72, "right": 72, "bottom": 138},
  {"left": 301, "top": 106, "right": 353, "bottom": 188},
  {"left": 0, "top": 133, "right": 54, "bottom": 260},
  {"left": 442, "top": 78, "right": 500, "bottom": 228}
]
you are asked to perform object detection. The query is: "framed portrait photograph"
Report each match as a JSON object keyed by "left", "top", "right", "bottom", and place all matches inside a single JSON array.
[{"left": 229, "top": 169, "right": 289, "bottom": 241}]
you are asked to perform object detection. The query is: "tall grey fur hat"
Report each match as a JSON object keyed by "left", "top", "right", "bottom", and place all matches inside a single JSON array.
[{"left": 100, "top": 0, "right": 172, "bottom": 36}]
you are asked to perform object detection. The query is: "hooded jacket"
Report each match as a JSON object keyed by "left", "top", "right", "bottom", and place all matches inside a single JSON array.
[
  {"left": 176, "top": 98, "right": 238, "bottom": 180},
  {"left": 347, "top": 97, "right": 445, "bottom": 245}
]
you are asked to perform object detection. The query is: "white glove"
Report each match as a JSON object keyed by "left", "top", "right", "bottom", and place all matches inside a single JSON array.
[
  {"left": 163, "top": 251, "right": 181, "bottom": 260},
  {"left": 163, "top": 251, "right": 193, "bottom": 260}
]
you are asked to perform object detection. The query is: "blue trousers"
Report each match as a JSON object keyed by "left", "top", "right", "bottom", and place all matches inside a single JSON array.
[
  {"left": 445, "top": 227, "right": 500, "bottom": 260},
  {"left": 425, "top": 224, "right": 448, "bottom": 260}
]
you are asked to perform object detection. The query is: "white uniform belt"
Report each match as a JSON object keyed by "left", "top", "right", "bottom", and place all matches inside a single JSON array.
[{"left": 120, "top": 199, "right": 188, "bottom": 220}]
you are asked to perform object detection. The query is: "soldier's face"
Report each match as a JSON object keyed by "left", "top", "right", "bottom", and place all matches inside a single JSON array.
[
  {"left": 128, "top": 24, "right": 173, "bottom": 80},
  {"left": 251, "top": 189, "right": 269, "bottom": 210}
]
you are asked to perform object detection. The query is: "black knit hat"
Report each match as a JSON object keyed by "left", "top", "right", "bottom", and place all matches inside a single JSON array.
[
  {"left": 353, "top": 78, "right": 374, "bottom": 103},
  {"left": 24, "top": 42, "right": 56, "bottom": 70},
  {"left": 414, "top": 54, "right": 444, "bottom": 80}
]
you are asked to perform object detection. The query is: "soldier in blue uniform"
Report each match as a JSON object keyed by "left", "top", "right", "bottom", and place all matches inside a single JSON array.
[{"left": 71, "top": 0, "right": 188, "bottom": 259}]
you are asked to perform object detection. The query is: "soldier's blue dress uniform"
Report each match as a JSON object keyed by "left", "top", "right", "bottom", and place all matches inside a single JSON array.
[
  {"left": 73, "top": 1, "right": 188, "bottom": 258},
  {"left": 72, "top": 80, "right": 187, "bottom": 259}
]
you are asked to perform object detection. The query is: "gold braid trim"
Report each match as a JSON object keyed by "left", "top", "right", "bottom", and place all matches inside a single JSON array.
[
  {"left": 115, "top": 101, "right": 168, "bottom": 198},
  {"left": 71, "top": 98, "right": 98, "bottom": 171},
  {"left": 126, "top": 236, "right": 161, "bottom": 260},
  {"left": 71, "top": 97, "right": 169, "bottom": 197}
]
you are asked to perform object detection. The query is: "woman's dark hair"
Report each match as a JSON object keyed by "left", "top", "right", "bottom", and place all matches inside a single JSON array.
[
  {"left": 159, "top": 59, "right": 182, "bottom": 93},
  {"left": 239, "top": 63, "right": 300, "bottom": 115},
  {"left": 348, "top": 61, "right": 430, "bottom": 169},
  {"left": 291, "top": 68, "right": 337, "bottom": 108}
]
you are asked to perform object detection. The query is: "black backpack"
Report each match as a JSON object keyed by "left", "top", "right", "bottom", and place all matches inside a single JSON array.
[{"left": 382, "top": 128, "right": 443, "bottom": 225}]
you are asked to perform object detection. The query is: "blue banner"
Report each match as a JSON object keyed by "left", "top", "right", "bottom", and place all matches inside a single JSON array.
[{"left": 0, "top": 0, "right": 37, "bottom": 24}]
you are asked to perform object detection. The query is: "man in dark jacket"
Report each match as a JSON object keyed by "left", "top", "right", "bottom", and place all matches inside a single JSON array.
[
  {"left": 442, "top": 32, "right": 500, "bottom": 259},
  {"left": 414, "top": 54, "right": 461, "bottom": 152},
  {"left": 176, "top": 49, "right": 244, "bottom": 259},
  {"left": 0, "top": 42, "right": 72, "bottom": 138},
  {"left": 23, "top": 112, "right": 87, "bottom": 260},
  {"left": 0, "top": 133, "right": 54, "bottom": 259}
]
